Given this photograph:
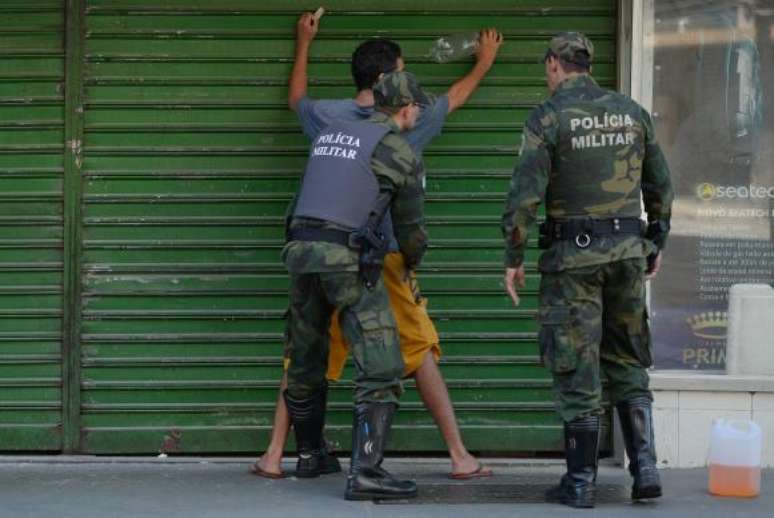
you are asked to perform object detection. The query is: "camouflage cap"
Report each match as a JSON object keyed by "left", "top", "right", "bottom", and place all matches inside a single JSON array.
[
  {"left": 373, "top": 70, "right": 430, "bottom": 109},
  {"left": 545, "top": 32, "right": 594, "bottom": 67}
]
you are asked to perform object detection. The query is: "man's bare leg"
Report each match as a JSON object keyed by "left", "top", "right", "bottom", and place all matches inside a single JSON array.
[
  {"left": 257, "top": 354, "right": 484, "bottom": 476},
  {"left": 254, "top": 372, "right": 290, "bottom": 476},
  {"left": 413, "top": 351, "right": 487, "bottom": 475}
]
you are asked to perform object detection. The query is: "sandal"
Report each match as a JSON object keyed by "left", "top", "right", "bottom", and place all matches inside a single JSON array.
[
  {"left": 250, "top": 461, "right": 285, "bottom": 479},
  {"left": 449, "top": 463, "right": 494, "bottom": 480}
]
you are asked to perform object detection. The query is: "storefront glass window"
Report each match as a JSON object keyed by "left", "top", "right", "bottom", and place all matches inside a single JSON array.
[{"left": 649, "top": 0, "right": 774, "bottom": 370}]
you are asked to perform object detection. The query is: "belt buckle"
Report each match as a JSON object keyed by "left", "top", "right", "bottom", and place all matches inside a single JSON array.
[{"left": 575, "top": 233, "right": 592, "bottom": 248}]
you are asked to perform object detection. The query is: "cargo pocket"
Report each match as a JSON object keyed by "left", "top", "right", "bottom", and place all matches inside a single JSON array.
[
  {"left": 537, "top": 306, "right": 579, "bottom": 373},
  {"left": 351, "top": 311, "right": 404, "bottom": 381}
]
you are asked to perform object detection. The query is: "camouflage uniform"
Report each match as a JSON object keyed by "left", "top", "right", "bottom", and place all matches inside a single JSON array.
[
  {"left": 501, "top": 34, "right": 674, "bottom": 422},
  {"left": 283, "top": 77, "right": 428, "bottom": 406},
  {"left": 284, "top": 71, "right": 427, "bottom": 500}
]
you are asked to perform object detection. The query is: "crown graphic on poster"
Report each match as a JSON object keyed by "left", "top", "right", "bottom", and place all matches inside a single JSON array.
[{"left": 686, "top": 311, "right": 728, "bottom": 340}]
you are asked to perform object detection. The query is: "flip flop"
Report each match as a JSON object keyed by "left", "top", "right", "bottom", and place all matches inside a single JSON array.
[
  {"left": 250, "top": 461, "right": 286, "bottom": 479},
  {"left": 449, "top": 463, "right": 494, "bottom": 480}
]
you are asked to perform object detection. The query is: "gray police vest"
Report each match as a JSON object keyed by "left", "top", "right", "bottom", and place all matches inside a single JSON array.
[{"left": 294, "top": 121, "right": 391, "bottom": 230}]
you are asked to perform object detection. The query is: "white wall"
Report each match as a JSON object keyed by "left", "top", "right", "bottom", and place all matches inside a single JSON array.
[{"left": 651, "top": 374, "right": 774, "bottom": 468}]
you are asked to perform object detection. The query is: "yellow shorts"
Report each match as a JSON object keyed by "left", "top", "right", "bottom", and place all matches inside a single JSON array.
[{"left": 326, "top": 251, "right": 441, "bottom": 380}]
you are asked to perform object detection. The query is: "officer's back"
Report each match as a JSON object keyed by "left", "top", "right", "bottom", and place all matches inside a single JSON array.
[
  {"left": 502, "top": 31, "right": 673, "bottom": 296},
  {"left": 283, "top": 72, "right": 429, "bottom": 275},
  {"left": 501, "top": 32, "right": 673, "bottom": 509},
  {"left": 542, "top": 77, "right": 650, "bottom": 222},
  {"left": 281, "top": 70, "right": 430, "bottom": 502}
]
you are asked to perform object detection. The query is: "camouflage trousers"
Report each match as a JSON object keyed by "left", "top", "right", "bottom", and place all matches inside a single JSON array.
[
  {"left": 284, "top": 271, "right": 404, "bottom": 404},
  {"left": 538, "top": 257, "right": 653, "bottom": 422}
]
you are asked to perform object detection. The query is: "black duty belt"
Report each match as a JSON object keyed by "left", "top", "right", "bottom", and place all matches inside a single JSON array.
[
  {"left": 540, "top": 217, "right": 644, "bottom": 249},
  {"left": 287, "top": 227, "right": 356, "bottom": 248}
]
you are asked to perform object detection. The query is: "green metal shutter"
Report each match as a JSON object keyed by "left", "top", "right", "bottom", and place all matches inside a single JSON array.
[
  {"left": 0, "top": 1, "right": 65, "bottom": 451},
  {"left": 76, "top": 0, "right": 617, "bottom": 454}
]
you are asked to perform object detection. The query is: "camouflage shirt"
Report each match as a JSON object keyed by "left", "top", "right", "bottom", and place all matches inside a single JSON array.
[
  {"left": 501, "top": 75, "right": 674, "bottom": 272},
  {"left": 283, "top": 112, "right": 427, "bottom": 273}
]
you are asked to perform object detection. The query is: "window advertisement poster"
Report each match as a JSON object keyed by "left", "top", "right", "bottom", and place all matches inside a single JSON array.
[{"left": 649, "top": 1, "right": 774, "bottom": 369}]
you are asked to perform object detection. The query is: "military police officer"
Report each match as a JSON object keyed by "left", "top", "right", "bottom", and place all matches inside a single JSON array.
[
  {"left": 501, "top": 33, "right": 674, "bottom": 508},
  {"left": 282, "top": 70, "right": 429, "bottom": 501}
]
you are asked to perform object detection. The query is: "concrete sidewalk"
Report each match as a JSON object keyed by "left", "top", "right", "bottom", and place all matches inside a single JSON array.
[{"left": 0, "top": 456, "right": 770, "bottom": 517}]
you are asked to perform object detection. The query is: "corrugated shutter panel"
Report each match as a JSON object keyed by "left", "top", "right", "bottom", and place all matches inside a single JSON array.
[
  {"left": 78, "top": 0, "right": 617, "bottom": 454},
  {"left": 0, "top": 1, "right": 64, "bottom": 451}
]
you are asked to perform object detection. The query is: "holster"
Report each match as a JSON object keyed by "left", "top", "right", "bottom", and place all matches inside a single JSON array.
[
  {"left": 351, "top": 191, "right": 393, "bottom": 291},
  {"left": 286, "top": 190, "right": 393, "bottom": 292},
  {"left": 351, "top": 226, "right": 388, "bottom": 291}
]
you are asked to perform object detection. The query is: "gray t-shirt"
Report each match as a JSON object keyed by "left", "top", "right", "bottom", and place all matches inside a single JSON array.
[{"left": 296, "top": 94, "right": 449, "bottom": 249}]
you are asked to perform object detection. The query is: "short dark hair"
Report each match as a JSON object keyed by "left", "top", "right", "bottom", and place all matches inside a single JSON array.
[
  {"left": 544, "top": 51, "right": 590, "bottom": 74},
  {"left": 351, "top": 39, "right": 402, "bottom": 91}
]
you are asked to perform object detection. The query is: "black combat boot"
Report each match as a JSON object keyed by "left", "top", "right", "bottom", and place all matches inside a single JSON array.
[
  {"left": 617, "top": 397, "right": 662, "bottom": 500},
  {"left": 344, "top": 402, "right": 417, "bottom": 501},
  {"left": 312, "top": 439, "right": 342, "bottom": 476},
  {"left": 313, "top": 384, "right": 341, "bottom": 475},
  {"left": 284, "top": 388, "right": 338, "bottom": 478},
  {"left": 546, "top": 415, "right": 600, "bottom": 508}
]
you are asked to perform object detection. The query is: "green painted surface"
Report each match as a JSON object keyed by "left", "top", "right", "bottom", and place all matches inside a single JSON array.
[
  {"left": 75, "top": 0, "right": 617, "bottom": 454},
  {"left": 0, "top": 0, "right": 617, "bottom": 453},
  {"left": 0, "top": 0, "right": 65, "bottom": 451}
]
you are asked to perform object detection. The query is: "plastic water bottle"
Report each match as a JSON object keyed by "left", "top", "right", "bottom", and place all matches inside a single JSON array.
[
  {"left": 707, "top": 419, "right": 762, "bottom": 497},
  {"left": 429, "top": 32, "right": 479, "bottom": 63}
]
